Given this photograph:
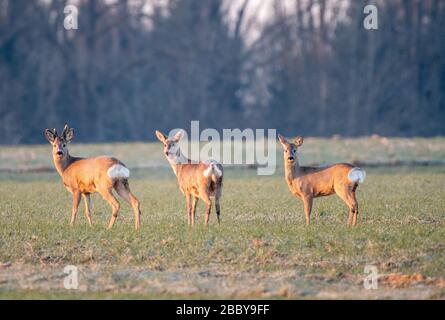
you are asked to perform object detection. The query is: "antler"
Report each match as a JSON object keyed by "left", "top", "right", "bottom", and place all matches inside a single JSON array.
[{"left": 62, "top": 124, "right": 69, "bottom": 136}]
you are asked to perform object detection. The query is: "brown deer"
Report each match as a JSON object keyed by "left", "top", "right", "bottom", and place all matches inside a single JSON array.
[
  {"left": 155, "top": 130, "right": 223, "bottom": 226},
  {"left": 44, "top": 124, "right": 141, "bottom": 229},
  {"left": 277, "top": 134, "right": 366, "bottom": 226}
]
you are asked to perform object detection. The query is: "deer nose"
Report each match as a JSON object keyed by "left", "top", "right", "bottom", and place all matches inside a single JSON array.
[
  {"left": 56, "top": 151, "right": 63, "bottom": 156},
  {"left": 288, "top": 156, "right": 294, "bottom": 161},
  {"left": 165, "top": 151, "right": 169, "bottom": 156}
]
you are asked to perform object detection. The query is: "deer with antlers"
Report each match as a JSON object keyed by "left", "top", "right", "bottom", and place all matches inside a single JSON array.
[
  {"left": 277, "top": 134, "right": 366, "bottom": 226},
  {"left": 155, "top": 130, "right": 223, "bottom": 226},
  {"left": 44, "top": 124, "right": 141, "bottom": 229}
]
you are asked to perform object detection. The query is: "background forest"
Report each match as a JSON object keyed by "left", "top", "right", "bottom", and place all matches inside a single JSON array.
[{"left": 0, "top": 0, "right": 444, "bottom": 144}]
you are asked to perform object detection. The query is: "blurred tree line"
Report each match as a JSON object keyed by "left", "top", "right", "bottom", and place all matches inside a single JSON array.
[{"left": 0, "top": 0, "right": 444, "bottom": 144}]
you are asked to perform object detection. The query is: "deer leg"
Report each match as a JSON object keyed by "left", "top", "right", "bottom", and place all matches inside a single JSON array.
[
  {"left": 336, "top": 186, "right": 358, "bottom": 227},
  {"left": 202, "top": 195, "right": 212, "bottom": 226},
  {"left": 351, "top": 192, "right": 359, "bottom": 227},
  {"left": 191, "top": 196, "right": 199, "bottom": 226},
  {"left": 82, "top": 193, "right": 93, "bottom": 226},
  {"left": 347, "top": 210, "right": 354, "bottom": 226},
  {"left": 128, "top": 192, "right": 141, "bottom": 230},
  {"left": 215, "top": 190, "right": 221, "bottom": 225},
  {"left": 302, "top": 196, "right": 313, "bottom": 225},
  {"left": 185, "top": 193, "right": 192, "bottom": 226},
  {"left": 204, "top": 200, "right": 212, "bottom": 226},
  {"left": 69, "top": 191, "right": 81, "bottom": 226},
  {"left": 114, "top": 180, "right": 141, "bottom": 230},
  {"left": 345, "top": 194, "right": 359, "bottom": 227},
  {"left": 100, "top": 188, "right": 120, "bottom": 229}
]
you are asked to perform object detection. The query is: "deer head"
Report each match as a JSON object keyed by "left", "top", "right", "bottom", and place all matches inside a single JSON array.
[
  {"left": 278, "top": 134, "right": 303, "bottom": 164},
  {"left": 44, "top": 124, "right": 74, "bottom": 160},
  {"left": 155, "top": 130, "right": 184, "bottom": 162}
]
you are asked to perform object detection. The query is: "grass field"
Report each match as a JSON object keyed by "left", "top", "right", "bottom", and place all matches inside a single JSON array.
[{"left": 0, "top": 138, "right": 444, "bottom": 299}]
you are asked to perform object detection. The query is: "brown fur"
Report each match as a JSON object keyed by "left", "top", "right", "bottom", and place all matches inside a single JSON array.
[
  {"left": 44, "top": 125, "right": 141, "bottom": 229},
  {"left": 278, "top": 134, "right": 363, "bottom": 226},
  {"left": 156, "top": 130, "right": 223, "bottom": 226}
]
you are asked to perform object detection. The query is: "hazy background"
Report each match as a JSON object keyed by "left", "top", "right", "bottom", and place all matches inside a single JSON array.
[{"left": 0, "top": 0, "right": 444, "bottom": 144}]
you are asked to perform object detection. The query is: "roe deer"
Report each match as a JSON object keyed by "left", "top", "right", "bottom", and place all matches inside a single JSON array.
[
  {"left": 44, "top": 124, "right": 141, "bottom": 229},
  {"left": 277, "top": 134, "right": 366, "bottom": 226},
  {"left": 155, "top": 130, "right": 223, "bottom": 226}
]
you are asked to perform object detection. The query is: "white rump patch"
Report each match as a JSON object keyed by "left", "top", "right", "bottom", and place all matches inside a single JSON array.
[
  {"left": 348, "top": 167, "right": 366, "bottom": 184},
  {"left": 203, "top": 166, "right": 212, "bottom": 177},
  {"left": 213, "top": 165, "right": 223, "bottom": 178},
  {"left": 203, "top": 160, "right": 223, "bottom": 178},
  {"left": 107, "top": 164, "right": 130, "bottom": 179}
]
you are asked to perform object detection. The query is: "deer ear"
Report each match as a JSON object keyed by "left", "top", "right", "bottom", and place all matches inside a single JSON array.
[
  {"left": 294, "top": 136, "right": 304, "bottom": 146},
  {"left": 62, "top": 124, "right": 74, "bottom": 143},
  {"left": 173, "top": 129, "right": 184, "bottom": 142},
  {"left": 277, "top": 134, "right": 288, "bottom": 147},
  {"left": 44, "top": 129, "right": 56, "bottom": 143},
  {"left": 155, "top": 130, "right": 167, "bottom": 143}
]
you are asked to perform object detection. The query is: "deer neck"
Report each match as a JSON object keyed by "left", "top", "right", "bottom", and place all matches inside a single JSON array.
[
  {"left": 53, "top": 152, "right": 74, "bottom": 177},
  {"left": 166, "top": 149, "right": 190, "bottom": 177},
  {"left": 284, "top": 157, "right": 301, "bottom": 185}
]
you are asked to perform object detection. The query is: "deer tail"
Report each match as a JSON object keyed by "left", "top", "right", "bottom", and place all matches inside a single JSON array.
[
  {"left": 203, "top": 161, "right": 223, "bottom": 181},
  {"left": 348, "top": 167, "right": 366, "bottom": 184},
  {"left": 107, "top": 164, "right": 130, "bottom": 180}
]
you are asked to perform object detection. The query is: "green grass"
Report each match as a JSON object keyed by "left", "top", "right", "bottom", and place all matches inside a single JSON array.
[{"left": 0, "top": 139, "right": 444, "bottom": 299}]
